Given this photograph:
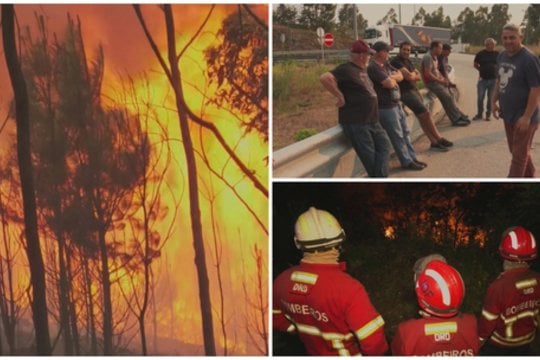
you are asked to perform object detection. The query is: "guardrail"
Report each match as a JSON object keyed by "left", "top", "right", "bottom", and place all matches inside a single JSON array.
[
  {"left": 274, "top": 49, "right": 350, "bottom": 63},
  {"left": 273, "top": 91, "right": 446, "bottom": 178}
]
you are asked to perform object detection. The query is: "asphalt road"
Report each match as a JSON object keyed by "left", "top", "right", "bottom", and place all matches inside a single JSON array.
[{"left": 390, "top": 52, "right": 540, "bottom": 178}]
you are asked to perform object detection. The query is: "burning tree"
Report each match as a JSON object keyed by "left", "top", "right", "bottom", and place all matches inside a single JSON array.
[{"left": 133, "top": 4, "right": 268, "bottom": 355}]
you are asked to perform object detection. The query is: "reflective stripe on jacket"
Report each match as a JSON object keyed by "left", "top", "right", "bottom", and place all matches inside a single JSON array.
[
  {"left": 478, "top": 268, "right": 540, "bottom": 348},
  {"left": 391, "top": 313, "right": 479, "bottom": 356},
  {"left": 273, "top": 261, "right": 388, "bottom": 356}
]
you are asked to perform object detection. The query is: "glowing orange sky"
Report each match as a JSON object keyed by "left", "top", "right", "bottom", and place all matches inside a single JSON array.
[
  {"left": 0, "top": 4, "right": 268, "bottom": 355},
  {"left": 0, "top": 4, "right": 268, "bottom": 119}
]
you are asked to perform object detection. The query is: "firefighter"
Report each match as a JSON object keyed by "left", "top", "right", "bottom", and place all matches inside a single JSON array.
[
  {"left": 413, "top": 253, "right": 447, "bottom": 283},
  {"left": 479, "top": 226, "right": 540, "bottom": 355},
  {"left": 273, "top": 207, "right": 388, "bottom": 356},
  {"left": 392, "top": 260, "right": 480, "bottom": 356}
]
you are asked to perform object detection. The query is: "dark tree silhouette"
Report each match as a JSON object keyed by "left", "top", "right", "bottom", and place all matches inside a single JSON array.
[
  {"left": 15, "top": 13, "right": 149, "bottom": 355},
  {"left": 205, "top": 5, "right": 268, "bottom": 140},
  {"left": 133, "top": 4, "right": 217, "bottom": 354},
  {"left": 1, "top": 4, "right": 52, "bottom": 355}
]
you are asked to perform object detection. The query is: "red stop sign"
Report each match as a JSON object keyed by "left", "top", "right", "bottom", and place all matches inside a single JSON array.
[{"left": 324, "top": 33, "right": 334, "bottom": 47}]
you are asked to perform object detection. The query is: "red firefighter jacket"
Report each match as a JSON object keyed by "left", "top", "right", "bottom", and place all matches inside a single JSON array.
[
  {"left": 391, "top": 313, "right": 479, "bottom": 356},
  {"left": 479, "top": 267, "right": 540, "bottom": 348},
  {"left": 273, "top": 261, "right": 388, "bottom": 356}
]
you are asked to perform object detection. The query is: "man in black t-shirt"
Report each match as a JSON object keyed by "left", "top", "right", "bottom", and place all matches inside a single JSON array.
[
  {"left": 473, "top": 38, "right": 499, "bottom": 121},
  {"left": 367, "top": 41, "right": 426, "bottom": 171},
  {"left": 320, "top": 39, "right": 391, "bottom": 177}
]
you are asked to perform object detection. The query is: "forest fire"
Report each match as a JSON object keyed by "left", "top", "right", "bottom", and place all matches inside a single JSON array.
[
  {"left": 384, "top": 226, "right": 396, "bottom": 240},
  {"left": 0, "top": 4, "right": 267, "bottom": 356},
  {"left": 382, "top": 210, "right": 487, "bottom": 246}
]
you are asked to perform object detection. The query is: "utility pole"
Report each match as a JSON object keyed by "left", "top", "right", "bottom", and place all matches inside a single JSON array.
[
  {"left": 353, "top": 5, "right": 358, "bottom": 40},
  {"left": 398, "top": 4, "right": 402, "bottom": 24}
]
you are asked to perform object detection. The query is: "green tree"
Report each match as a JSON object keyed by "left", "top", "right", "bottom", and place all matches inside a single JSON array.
[
  {"left": 424, "top": 6, "right": 451, "bottom": 28},
  {"left": 487, "top": 4, "right": 510, "bottom": 41},
  {"left": 411, "top": 7, "right": 427, "bottom": 26},
  {"left": 471, "top": 6, "right": 490, "bottom": 44},
  {"left": 297, "top": 4, "right": 337, "bottom": 31},
  {"left": 273, "top": 4, "right": 297, "bottom": 27},
  {"left": 454, "top": 7, "right": 476, "bottom": 43},
  {"left": 522, "top": 4, "right": 540, "bottom": 45},
  {"left": 377, "top": 8, "right": 398, "bottom": 25},
  {"left": 337, "top": 5, "right": 367, "bottom": 38}
]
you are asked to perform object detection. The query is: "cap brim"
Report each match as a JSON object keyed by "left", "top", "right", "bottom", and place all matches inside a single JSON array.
[{"left": 368, "top": 49, "right": 376, "bottom": 54}]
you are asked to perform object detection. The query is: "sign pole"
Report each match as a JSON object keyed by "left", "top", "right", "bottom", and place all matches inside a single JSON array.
[{"left": 316, "top": 27, "right": 325, "bottom": 63}]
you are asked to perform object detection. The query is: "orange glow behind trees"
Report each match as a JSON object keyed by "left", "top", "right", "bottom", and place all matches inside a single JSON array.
[{"left": 0, "top": 4, "right": 267, "bottom": 355}]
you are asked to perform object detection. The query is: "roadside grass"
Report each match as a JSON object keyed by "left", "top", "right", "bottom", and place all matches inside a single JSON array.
[
  {"left": 273, "top": 58, "right": 426, "bottom": 119},
  {"left": 293, "top": 128, "right": 318, "bottom": 141},
  {"left": 273, "top": 61, "right": 335, "bottom": 116}
]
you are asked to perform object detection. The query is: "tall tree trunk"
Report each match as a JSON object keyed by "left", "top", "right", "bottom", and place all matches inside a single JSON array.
[
  {"left": 67, "top": 250, "right": 81, "bottom": 355},
  {"left": 82, "top": 257, "right": 97, "bottom": 354},
  {"left": 151, "top": 277, "right": 158, "bottom": 354},
  {"left": 139, "top": 201, "right": 151, "bottom": 355},
  {"left": 254, "top": 246, "right": 268, "bottom": 355},
  {"left": 210, "top": 202, "right": 227, "bottom": 355},
  {"left": 1, "top": 5, "right": 52, "bottom": 355},
  {"left": 0, "top": 192, "right": 17, "bottom": 354},
  {"left": 98, "top": 227, "right": 113, "bottom": 355},
  {"left": 133, "top": 4, "right": 216, "bottom": 354},
  {"left": 56, "top": 233, "right": 74, "bottom": 355},
  {"left": 162, "top": 6, "right": 215, "bottom": 355}
]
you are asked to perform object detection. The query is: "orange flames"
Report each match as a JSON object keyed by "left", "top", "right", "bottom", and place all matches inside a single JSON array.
[
  {"left": 0, "top": 4, "right": 267, "bottom": 355},
  {"left": 382, "top": 210, "right": 487, "bottom": 246}
]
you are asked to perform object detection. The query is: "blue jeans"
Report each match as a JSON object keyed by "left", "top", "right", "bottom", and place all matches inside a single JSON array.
[
  {"left": 477, "top": 78, "right": 496, "bottom": 116},
  {"left": 378, "top": 105, "right": 417, "bottom": 167},
  {"left": 340, "top": 121, "right": 391, "bottom": 177}
]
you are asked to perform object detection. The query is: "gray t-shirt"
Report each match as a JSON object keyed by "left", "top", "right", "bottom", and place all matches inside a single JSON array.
[
  {"left": 420, "top": 53, "right": 439, "bottom": 84},
  {"left": 497, "top": 47, "right": 540, "bottom": 124}
]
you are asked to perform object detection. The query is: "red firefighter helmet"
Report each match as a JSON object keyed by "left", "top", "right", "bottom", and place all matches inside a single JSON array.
[
  {"left": 499, "top": 226, "right": 537, "bottom": 261},
  {"left": 415, "top": 260, "right": 465, "bottom": 318}
]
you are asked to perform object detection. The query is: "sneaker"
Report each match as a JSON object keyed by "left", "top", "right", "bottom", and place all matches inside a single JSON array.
[
  {"left": 430, "top": 142, "right": 450, "bottom": 152},
  {"left": 414, "top": 160, "right": 428, "bottom": 168},
  {"left": 403, "top": 161, "right": 425, "bottom": 171},
  {"left": 439, "top": 138, "right": 453, "bottom": 147},
  {"left": 485, "top": 115, "right": 491, "bottom": 121},
  {"left": 452, "top": 117, "right": 470, "bottom": 127},
  {"left": 472, "top": 114, "right": 483, "bottom": 120}
]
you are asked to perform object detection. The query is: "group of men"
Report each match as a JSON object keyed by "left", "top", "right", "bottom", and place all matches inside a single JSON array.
[
  {"left": 320, "top": 23, "right": 540, "bottom": 178},
  {"left": 273, "top": 207, "right": 540, "bottom": 356}
]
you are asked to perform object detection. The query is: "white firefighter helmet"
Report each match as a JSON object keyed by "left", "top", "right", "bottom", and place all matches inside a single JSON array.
[{"left": 294, "top": 207, "right": 345, "bottom": 252}]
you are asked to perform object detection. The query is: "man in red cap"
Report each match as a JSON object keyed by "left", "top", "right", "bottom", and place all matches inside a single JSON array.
[{"left": 320, "top": 39, "right": 391, "bottom": 177}]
